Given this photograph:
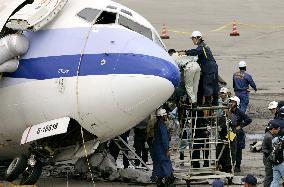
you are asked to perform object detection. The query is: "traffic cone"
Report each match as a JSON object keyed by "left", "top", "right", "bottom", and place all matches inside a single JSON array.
[
  {"left": 160, "top": 24, "right": 170, "bottom": 39},
  {"left": 230, "top": 21, "right": 240, "bottom": 36}
]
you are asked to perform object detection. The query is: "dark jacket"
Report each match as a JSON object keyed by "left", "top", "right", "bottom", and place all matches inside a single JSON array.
[
  {"left": 262, "top": 131, "right": 276, "bottom": 157},
  {"left": 230, "top": 108, "right": 252, "bottom": 149},
  {"left": 186, "top": 41, "right": 218, "bottom": 75},
  {"left": 230, "top": 108, "right": 252, "bottom": 131}
]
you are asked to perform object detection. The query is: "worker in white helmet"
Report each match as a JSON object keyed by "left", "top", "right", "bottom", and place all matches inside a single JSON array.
[
  {"left": 217, "top": 87, "right": 230, "bottom": 117},
  {"left": 152, "top": 108, "right": 173, "bottom": 186},
  {"left": 233, "top": 60, "right": 257, "bottom": 113},
  {"left": 228, "top": 96, "right": 252, "bottom": 173},
  {"left": 181, "top": 31, "right": 219, "bottom": 107},
  {"left": 268, "top": 101, "right": 278, "bottom": 117},
  {"left": 264, "top": 101, "right": 280, "bottom": 133}
]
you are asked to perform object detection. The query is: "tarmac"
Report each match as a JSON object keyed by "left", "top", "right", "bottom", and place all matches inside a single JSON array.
[{"left": 3, "top": 0, "right": 284, "bottom": 186}]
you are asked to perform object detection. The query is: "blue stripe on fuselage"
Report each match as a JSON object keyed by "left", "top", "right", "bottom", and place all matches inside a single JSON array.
[{"left": 5, "top": 53, "right": 180, "bottom": 87}]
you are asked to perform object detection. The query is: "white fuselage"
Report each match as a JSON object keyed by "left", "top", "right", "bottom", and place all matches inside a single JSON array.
[{"left": 0, "top": 0, "right": 180, "bottom": 159}]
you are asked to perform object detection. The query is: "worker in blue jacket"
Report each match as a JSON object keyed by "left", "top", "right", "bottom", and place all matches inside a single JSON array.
[
  {"left": 183, "top": 31, "right": 219, "bottom": 106},
  {"left": 228, "top": 96, "right": 252, "bottom": 172},
  {"left": 233, "top": 61, "right": 257, "bottom": 113},
  {"left": 153, "top": 108, "right": 173, "bottom": 187}
]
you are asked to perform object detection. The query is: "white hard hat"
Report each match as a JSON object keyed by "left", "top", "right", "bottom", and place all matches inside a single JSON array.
[
  {"left": 268, "top": 101, "right": 278, "bottom": 109},
  {"left": 156, "top": 108, "right": 167, "bottom": 117},
  {"left": 220, "top": 87, "right": 229, "bottom": 94},
  {"left": 239, "top": 60, "right": 247, "bottom": 68},
  {"left": 229, "top": 96, "right": 240, "bottom": 106},
  {"left": 191, "top": 31, "right": 202, "bottom": 38}
]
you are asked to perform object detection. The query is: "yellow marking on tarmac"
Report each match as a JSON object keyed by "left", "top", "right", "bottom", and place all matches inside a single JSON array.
[
  {"left": 238, "top": 22, "right": 284, "bottom": 29},
  {"left": 168, "top": 29, "right": 191, "bottom": 35},
  {"left": 211, "top": 23, "right": 231, "bottom": 32},
  {"left": 167, "top": 21, "right": 284, "bottom": 37}
]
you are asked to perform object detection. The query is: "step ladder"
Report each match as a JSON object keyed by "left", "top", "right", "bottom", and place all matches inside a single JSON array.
[{"left": 113, "top": 136, "right": 151, "bottom": 171}]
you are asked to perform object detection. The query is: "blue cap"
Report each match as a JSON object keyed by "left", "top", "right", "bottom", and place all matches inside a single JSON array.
[
  {"left": 212, "top": 179, "right": 224, "bottom": 187},
  {"left": 242, "top": 174, "right": 257, "bottom": 185},
  {"left": 278, "top": 106, "right": 284, "bottom": 116},
  {"left": 268, "top": 120, "right": 280, "bottom": 130}
]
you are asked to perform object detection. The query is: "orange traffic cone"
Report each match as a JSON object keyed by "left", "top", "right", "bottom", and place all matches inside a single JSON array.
[
  {"left": 230, "top": 21, "right": 240, "bottom": 36},
  {"left": 160, "top": 24, "right": 170, "bottom": 39}
]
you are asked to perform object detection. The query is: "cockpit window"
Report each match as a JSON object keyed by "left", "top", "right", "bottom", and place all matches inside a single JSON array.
[
  {"left": 77, "top": 8, "right": 101, "bottom": 23},
  {"left": 106, "top": 5, "right": 117, "bottom": 10},
  {"left": 118, "top": 15, "right": 152, "bottom": 40},
  {"left": 96, "top": 11, "right": 117, "bottom": 24},
  {"left": 153, "top": 33, "right": 166, "bottom": 50},
  {"left": 120, "top": 9, "right": 132, "bottom": 16}
]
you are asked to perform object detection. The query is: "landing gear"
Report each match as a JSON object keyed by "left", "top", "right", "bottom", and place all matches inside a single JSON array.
[
  {"left": 5, "top": 154, "right": 28, "bottom": 182},
  {"left": 20, "top": 163, "right": 42, "bottom": 185},
  {"left": 5, "top": 154, "right": 42, "bottom": 185}
]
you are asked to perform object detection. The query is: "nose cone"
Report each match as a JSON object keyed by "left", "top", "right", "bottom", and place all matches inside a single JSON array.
[{"left": 157, "top": 56, "right": 180, "bottom": 88}]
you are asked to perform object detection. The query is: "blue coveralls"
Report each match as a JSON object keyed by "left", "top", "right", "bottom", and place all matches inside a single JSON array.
[
  {"left": 233, "top": 70, "right": 257, "bottom": 112},
  {"left": 152, "top": 119, "right": 172, "bottom": 179},
  {"left": 230, "top": 108, "right": 252, "bottom": 169},
  {"left": 134, "top": 118, "right": 149, "bottom": 166},
  {"left": 186, "top": 41, "right": 219, "bottom": 105}
]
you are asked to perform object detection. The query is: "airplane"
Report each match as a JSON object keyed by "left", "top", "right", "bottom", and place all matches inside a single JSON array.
[{"left": 0, "top": 0, "right": 180, "bottom": 184}]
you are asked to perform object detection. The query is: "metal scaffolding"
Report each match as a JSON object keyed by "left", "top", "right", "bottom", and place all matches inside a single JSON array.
[{"left": 170, "top": 105, "right": 234, "bottom": 186}]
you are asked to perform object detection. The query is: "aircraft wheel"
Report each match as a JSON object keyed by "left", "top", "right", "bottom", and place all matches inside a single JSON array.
[
  {"left": 5, "top": 154, "right": 28, "bottom": 182},
  {"left": 20, "top": 163, "right": 42, "bottom": 185}
]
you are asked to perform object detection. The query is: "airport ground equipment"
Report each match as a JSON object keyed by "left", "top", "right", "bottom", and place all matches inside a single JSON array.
[
  {"left": 113, "top": 136, "right": 151, "bottom": 171},
  {"left": 170, "top": 105, "right": 234, "bottom": 186}
]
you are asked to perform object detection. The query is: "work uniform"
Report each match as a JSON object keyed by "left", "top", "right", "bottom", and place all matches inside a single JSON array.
[
  {"left": 262, "top": 130, "right": 277, "bottom": 187},
  {"left": 109, "top": 130, "right": 130, "bottom": 169},
  {"left": 134, "top": 117, "right": 149, "bottom": 166},
  {"left": 229, "top": 108, "right": 252, "bottom": 171},
  {"left": 186, "top": 41, "right": 219, "bottom": 106},
  {"left": 271, "top": 137, "right": 284, "bottom": 187},
  {"left": 217, "top": 97, "right": 229, "bottom": 117},
  {"left": 172, "top": 53, "right": 201, "bottom": 103},
  {"left": 273, "top": 118, "right": 284, "bottom": 129},
  {"left": 216, "top": 115, "right": 236, "bottom": 173},
  {"left": 152, "top": 119, "right": 172, "bottom": 181},
  {"left": 233, "top": 70, "right": 257, "bottom": 112}
]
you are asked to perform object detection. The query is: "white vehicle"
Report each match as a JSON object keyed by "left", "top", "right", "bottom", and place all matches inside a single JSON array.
[{"left": 0, "top": 0, "right": 180, "bottom": 184}]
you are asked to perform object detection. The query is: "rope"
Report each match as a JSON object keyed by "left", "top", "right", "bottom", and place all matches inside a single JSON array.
[
  {"left": 76, "top": 16, "right": 105, "bottom": 187},
  {"left": 80, "top": 126, "right": 95, "bottom": 186}
]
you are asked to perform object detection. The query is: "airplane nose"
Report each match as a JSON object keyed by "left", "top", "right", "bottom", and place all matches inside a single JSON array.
[{"left": 156, "top": 56, "right": 180, "bottom": 88}]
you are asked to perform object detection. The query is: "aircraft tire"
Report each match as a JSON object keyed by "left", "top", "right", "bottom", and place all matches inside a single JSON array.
[
  {"left": 5, "top": 154, "right": 28, "bottom": 182},
  {"left": 20, "top": 163, "right": 42, "bottom": 185}
]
